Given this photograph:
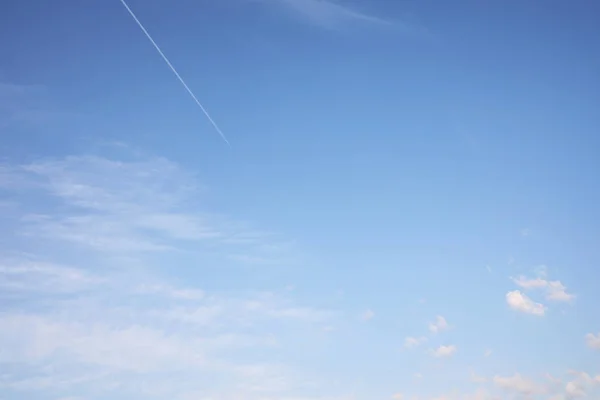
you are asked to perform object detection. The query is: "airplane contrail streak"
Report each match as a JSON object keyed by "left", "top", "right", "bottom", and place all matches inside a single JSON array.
[{"left": 118, "top": 0, "right": 230, "bottom": 146}]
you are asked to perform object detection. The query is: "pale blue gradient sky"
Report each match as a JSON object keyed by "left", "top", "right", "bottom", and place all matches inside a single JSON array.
[{"left": 1, "top": 1, "right": 599, "bottom": 399}]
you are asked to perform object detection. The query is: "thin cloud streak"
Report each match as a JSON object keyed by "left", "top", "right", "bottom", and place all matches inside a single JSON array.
[
  {"left": 118, "top": 0, "right": 230, "bottom": 145},
  {"left": 277, "top": 0, "right": 390, "bottom": 28},
  {"left": 261, "top": 0, "right": 433, "bottom": 40}
]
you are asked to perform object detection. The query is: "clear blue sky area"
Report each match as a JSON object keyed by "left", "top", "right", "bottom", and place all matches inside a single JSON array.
[{"left": 1, "top": 1, "right": 599, "bottom": 399}]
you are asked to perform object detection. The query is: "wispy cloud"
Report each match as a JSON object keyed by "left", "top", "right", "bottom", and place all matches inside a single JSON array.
[
  {"left": 254, "top": 0, "right": 397, "bottom": 31},
  {"left": 2, "top": 153, "right": 293, "bottom": 266},
  {"left": 404, "top": 336, "right": 427, "bottom": 349},
  {"left": 0, "top": 149, "right": 344, "bottom": 399},
  {"left": 428, "top": 315, "right": 450, "bottom": 334},
  {"left": 0, "top": 265, "right": 333, "bottom": 400},
  {"left": 279, "top": 0, "right": 388, "bottom": 27},
  {"left": 430, "top": 345, "right": 457, "bottom": 358},
  {"left": 493, "top": 374, "right": 545, "bottom": 396}
]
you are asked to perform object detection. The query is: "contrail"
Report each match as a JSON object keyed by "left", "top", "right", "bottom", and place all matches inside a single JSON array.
[{"left": 118, "top": 0, "right": 230, "bottom": 146}]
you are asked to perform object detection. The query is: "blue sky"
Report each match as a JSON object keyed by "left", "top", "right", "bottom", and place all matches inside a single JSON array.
[{"left": 1, "top": 0, "right": 600, "bottom": 399}]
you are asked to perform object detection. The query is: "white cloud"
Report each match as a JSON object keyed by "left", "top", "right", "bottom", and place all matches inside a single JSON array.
[
  {"left": 2, "top": 154, "right": 292, "bottom": 265},
  {"left": 0, "top": 260, "right": 335, "bottom": 398},
  {"left": 506, "top": 290, "right": 546, "bottom": 316},
  {"left": 0, "top": 127, "right": 597, "bottom": 400},
  {"left": 424, "top": 371, "right": 600, "bottom": 400},
  {"left": 546, "top": 281, "right": 575, "bottom": 302},
  {"left": 429, "top": 316, "right": 449, "bottom": 333},
  {"left": 546, "top": 280, "right": 575, "bottom": 302},
  {"left": 267, "top": 0, "right": 390, "bottom": 29},
  {"left": 0, "top": 314, "right": 209, "bottom": 373},
  {"left": 391, "top": 393, "right": 403, "bottom": 400},
  {"left": 512, "top": 276, "right": 549, "bottom": 289},
  {"left": 493, "top": 374, "right": 544, "bottom": 396},
  {"left": 404, "top": 336, "right": 427, "bottom": 349},
  {"left": 585, "top": 332, "right": 600, "bottom": 350},
  {"left": 431, "top": 345, "right": 457, "bottom": 358},
  {"left": 483, "top": 349, "right": 493, "bottom": 357},
  {"left": 561, "top": 371, "right": 600, "bottom": 399},
  {"left": 0, "top": 151, "right": 344, "bottom": 399},
  {"left": 565, "top": 381, "right": 586, "bottom": 398},
  {"left": 0, "top": 258, "right": 104, "bottom": 294},
  {"left": 512, "top": 274, "right": 575, "bottom": 302}
]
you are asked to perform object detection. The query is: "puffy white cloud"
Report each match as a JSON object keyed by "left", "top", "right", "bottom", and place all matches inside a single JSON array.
[
  {"left": 431, "top": 345, "right": 457, "bottom": 358},
  {"left": 512, "top": 274, "right": 575, "bottom": 303},
  {"left": 565, "top": 381, "right": 586, "bottom": 398},
  {"left": 506, "top": 290, "right": 546, "bottom": 316},
  {"left": 585, "top": 332, "right": 600, "bottom": 350},
  {"left": 429, "top": 316, "right": 449, "bottom": 333},
  {"left": 560, "top": 370, "right": 600, "bottom": 399},
  {"left": 546, "top": 281, "right": 575, "bottom": 302}
]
